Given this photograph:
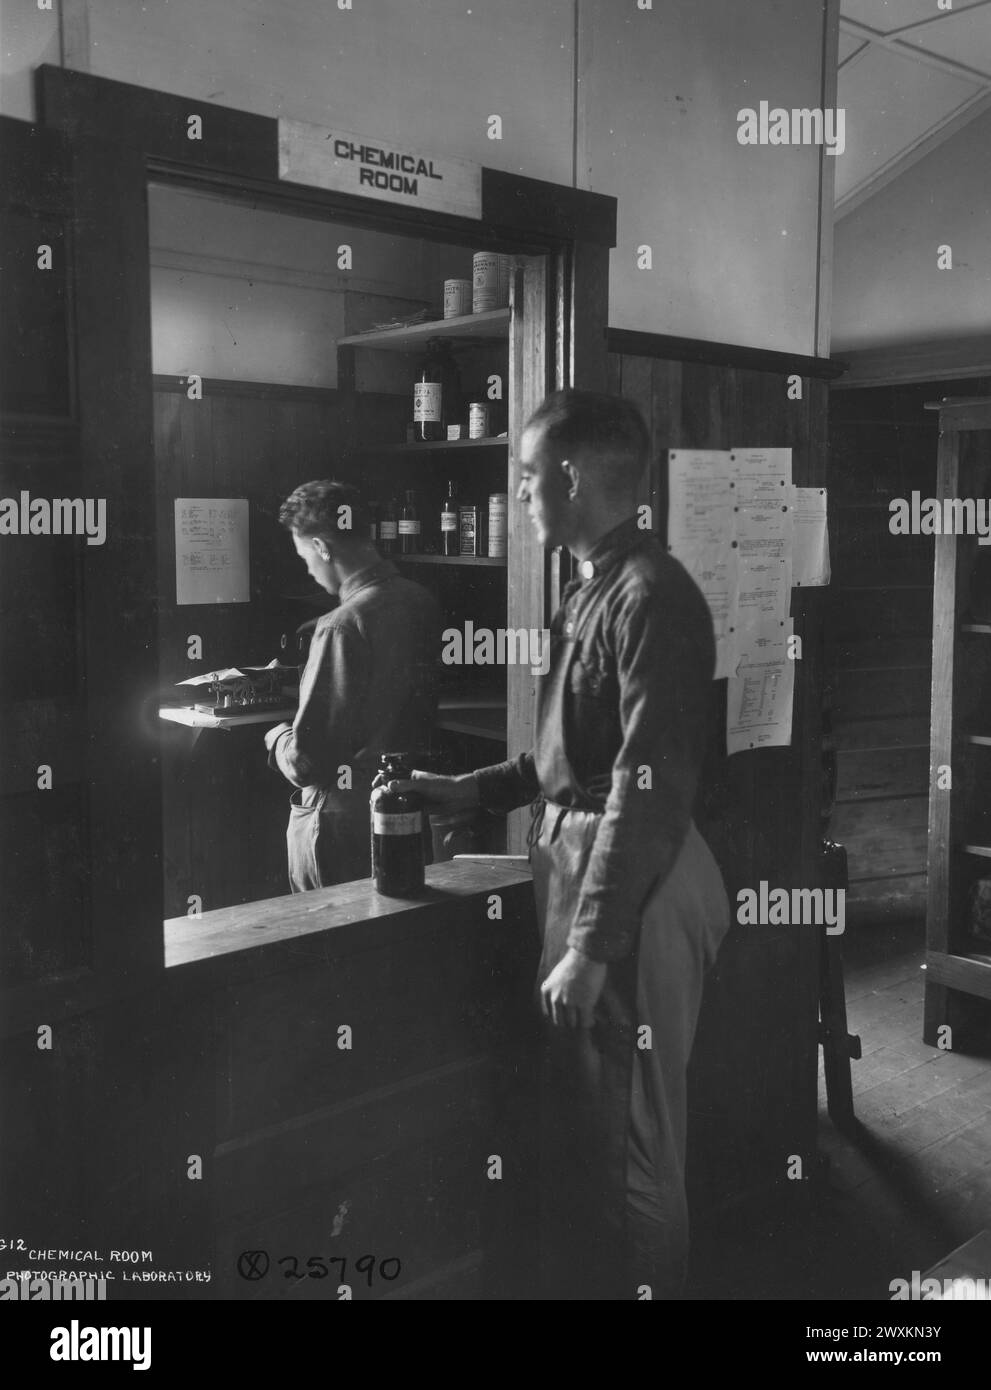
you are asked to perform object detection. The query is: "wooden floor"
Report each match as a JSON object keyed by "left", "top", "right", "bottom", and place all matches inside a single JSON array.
[{"left": 687, "top": 916, "right": 991, "bottom": 1300}]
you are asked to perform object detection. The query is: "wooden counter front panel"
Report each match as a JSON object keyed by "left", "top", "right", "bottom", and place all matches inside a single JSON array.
[{"left": 206, "top": 877, "right": 538, "bottom": 1300}]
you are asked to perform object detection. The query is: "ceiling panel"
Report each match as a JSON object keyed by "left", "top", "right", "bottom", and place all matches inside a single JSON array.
[
  {"left": 899, "top": 6, "right": 991, "bottom": 75},
  {"left": 838, "top": 31, "right": 869, "bottom": 64},
  {"left": 842, "top": 0, "right": 988, "bottom": 34},
  {"left": 835, "top": 43, "right": 981, "bottom": 201}
]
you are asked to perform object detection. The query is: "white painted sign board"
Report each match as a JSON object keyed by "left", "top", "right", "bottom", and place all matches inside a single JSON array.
[{"left": 278, "top": 118, "right": 483, "bottom": 221}]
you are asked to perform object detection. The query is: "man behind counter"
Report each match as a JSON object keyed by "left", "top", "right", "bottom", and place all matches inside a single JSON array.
[{"left": 264, "top": 480, "right": 442, "bottom": 892}]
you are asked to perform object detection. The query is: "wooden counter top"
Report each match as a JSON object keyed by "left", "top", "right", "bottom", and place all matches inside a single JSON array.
[{"left": 165, "top": 859, "right": 534, "bottom": 975}]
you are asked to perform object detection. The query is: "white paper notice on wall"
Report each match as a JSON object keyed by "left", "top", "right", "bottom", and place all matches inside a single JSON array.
[
  {"left": 278, "top": 118, "right": 483, "bottom": 221},
  {"left": 175, "top": 499, "right": 249, "bottom": 605},
  {"left": 726, "top": 618, "right": 795, "bottom": 756},
  {"left": 667, "top": 449, "right": 739, "bottom": 679},
  {"left": 791, "top": 486, "right": 831, "bottom": 586}
]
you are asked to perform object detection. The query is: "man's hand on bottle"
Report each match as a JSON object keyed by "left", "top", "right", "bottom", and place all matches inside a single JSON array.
[
  {"left": 540, "top": 947, "right": 608, "bottom": 1029},
  {"left": 386, "top": 769, "right": 480, "bottom": 814}
]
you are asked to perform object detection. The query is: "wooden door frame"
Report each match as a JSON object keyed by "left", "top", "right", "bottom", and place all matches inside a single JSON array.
[{"left": 26, "top": 65, "right": 615, "bottom": 1001}]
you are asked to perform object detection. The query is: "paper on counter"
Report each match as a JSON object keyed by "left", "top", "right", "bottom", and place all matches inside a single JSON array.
[
  {"left": 667, "top": 449, "right": 739, "bottom": 679},
  {"left": 726, "top": 618, "right": 795, "bottom": 755},
  {"left": 792, "top": 486, "right": 830, "bottom": 586}
]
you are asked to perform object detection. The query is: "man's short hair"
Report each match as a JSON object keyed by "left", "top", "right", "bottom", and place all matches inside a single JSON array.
[
  {"left": 279, "top": 480, "right": 370, "bottom": 543},
  {"left": 526, "top": 390, "right": 650, "bottom": 495}
]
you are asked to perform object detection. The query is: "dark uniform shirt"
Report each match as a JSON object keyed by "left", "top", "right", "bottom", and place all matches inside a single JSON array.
[
  {"left": 474, "top": 516, "right": 715, "bottom": 962},
  {"left": 269, "top": 559, "right": 441, "bottom": 791}
]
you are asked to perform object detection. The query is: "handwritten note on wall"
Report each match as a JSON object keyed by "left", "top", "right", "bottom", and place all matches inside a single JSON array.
[
  {"left": 667, "top": 449, "right": 829, "bottom": 755},
  {"left": 174, "top": 498, "right": 249, "bottom": 605}
]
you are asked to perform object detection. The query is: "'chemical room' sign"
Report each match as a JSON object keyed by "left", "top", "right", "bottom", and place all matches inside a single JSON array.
[{"left": 278, "top": 118, "right": 482, "bottom": 220}]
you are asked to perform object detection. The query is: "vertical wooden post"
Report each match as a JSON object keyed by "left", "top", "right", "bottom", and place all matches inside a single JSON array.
[
  {"left": 506, "top": 255, "right": 551, "bottom": 853},
  {"left": 64, "top": 130, "right": 163, "bottom": 977},
  {"left": 924, "top": 423, "right": 959, "bottom": 1043}
]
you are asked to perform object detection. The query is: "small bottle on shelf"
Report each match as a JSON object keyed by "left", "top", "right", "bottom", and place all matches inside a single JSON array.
[
  {"left": 367, "top": 501, "right": 380, "bottom": 544},
  {"left": 379, "top": 495, "right": 398, "bottom": 554},
  {"left": 441, "top": 480, "right": 458, "bottom": 556},
  {"left": 399, "top": 489, "right": 421, "bottom": 554},
  {"left": 412, "top": 338, "right": 462, "bottom": 443}
]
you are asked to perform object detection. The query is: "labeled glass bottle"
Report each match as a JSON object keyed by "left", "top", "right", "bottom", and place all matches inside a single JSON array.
[
  {"left": 370, "top": 752, "right": 425, "bottom": 897},
  {"left": 441, "top": 480, "right": 458, "bottom": 556},
  {"left": 399, "top": 489, "right": 421, "bottom": 554},
  {"left": 412, "top": 337, "right": 462, "bottom": 443},
  {"left": 379, "top": 495, "right": 398, "bottom": 554}
]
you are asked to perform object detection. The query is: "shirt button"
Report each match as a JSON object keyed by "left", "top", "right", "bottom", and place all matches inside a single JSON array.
[
  {"left": 565, "top": 621, "right": 574, "bottom": 635},
  {"left": 580, "top": 560, "right": 595, "bottom": 580}
]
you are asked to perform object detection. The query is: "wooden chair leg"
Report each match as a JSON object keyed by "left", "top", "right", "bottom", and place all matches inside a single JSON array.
[{"left": 818, "top": 840, "right": 860, "bottom": 1131}]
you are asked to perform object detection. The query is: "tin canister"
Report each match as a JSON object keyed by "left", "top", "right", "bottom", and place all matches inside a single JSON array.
[
  {"left": 468, "top": 402, "right": 491, "bottom": 440},
  {"left": 459, "top": 504, "right": 481, "bottom": 557},
  {"left": 472, "top": 251, "right": 501, "bottom": 313},
  {"left": 443, "top": 278, "right": 472, "bottom": 319},
  {"left": 488, "top": 493, "right": 508, "bottom": 558}
]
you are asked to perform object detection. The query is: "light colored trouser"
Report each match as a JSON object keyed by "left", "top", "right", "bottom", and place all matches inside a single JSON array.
[
  {"left": 286, "top": 783, "right": 373, "bottom": 892},
  {"left": 530, "top": 806, "right": 730, "bottom": 1299}
]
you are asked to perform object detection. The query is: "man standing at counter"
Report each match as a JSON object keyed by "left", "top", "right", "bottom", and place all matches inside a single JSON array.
[
  {"left": 264, "top": 480, "right": 441, "bottom": 892},
  {"left": 395, "top": 392, "right": 730, "bottom": 1299}
]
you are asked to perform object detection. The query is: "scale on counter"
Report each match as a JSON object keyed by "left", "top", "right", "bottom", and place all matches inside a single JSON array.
[
  {"left": 159, "top": 661, "right": 299, "bottom": 730},
  {"left": 176, "top": 662, "right": 300, "bottom": 716}
]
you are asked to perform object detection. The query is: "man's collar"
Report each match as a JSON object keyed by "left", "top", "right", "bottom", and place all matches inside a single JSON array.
[
  {"left": 338, "top": 557, "right": 398, "bottom": 602},
  {"left": 573, "top": 515, "right": 642, "bottom": 583}
]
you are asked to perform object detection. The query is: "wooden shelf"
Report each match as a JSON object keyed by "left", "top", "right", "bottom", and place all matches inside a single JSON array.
[
  {"left": 926, "top": 400, "right": 991, "bottom": 1030},
  {"left": 435, "top": 708, "right": 507, "bottom": 741},
  {"left": 395, "top": 553, "right": 506, "bottom": 567},
  {"left": 338, "top": 309, "right": 510, "bottom": 352},
  {"left": 159, "top": 705, "right": 296, "bottom": 730},
  {"left": 358, "top": 437, "right": 508, "bottom": 455},
  {"left": 435, "top": 690, "right": 507, "bottom": 741}
]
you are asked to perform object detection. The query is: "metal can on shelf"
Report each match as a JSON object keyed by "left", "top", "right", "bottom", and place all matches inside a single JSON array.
[
  {"left": 487, "top": 493, "right": 508, "bottom": 558},
  {"left": 443, "top": 278, "right": 472, "bottom": 319},
  {"left": 472, "top": 251, "right": 501, "bottom": 314},
  {"left": 468, "top": 402, "right": 490, "bottom": 439}
]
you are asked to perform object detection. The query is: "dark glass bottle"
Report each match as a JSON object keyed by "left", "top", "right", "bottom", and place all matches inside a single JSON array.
[
  {"left": 412, "top": 337, "right": 462, "bottom": 443},
  {"left": 441, "top": 480, "right": 458, "bottom": 556},
  {"left": 367, "top": 501, "right": 379, "bottom": 543},
  {"left": 379, "top": 495, "right": 398, "bottom": 555},
  {"left": 399, "top": 488, "right": 420, "bottom": 554},
  {"left": 370, "top": 752, "right": 425, "bottom": 897}
]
